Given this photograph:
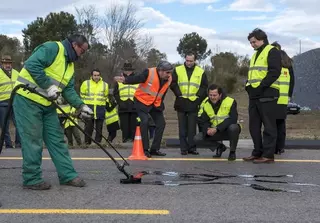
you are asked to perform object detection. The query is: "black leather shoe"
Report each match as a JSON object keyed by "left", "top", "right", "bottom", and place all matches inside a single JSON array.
[
  {"left": 144, "top": 151, "right": 152, "bottom": 158},
  {"left": 212, "top": 144, "right": 227, "bottom": 158},
  {"left": 228, "top": 152, "right": 236, "bottom": 161},
  {"left": 150, "top": 151, "right": 166, "bottom": 156},
  {"left": 188, "top": 151, "right": 199, "bottom": 155},
  {"left": 181, "top": 151, "right": 188, "bottom": 155}
]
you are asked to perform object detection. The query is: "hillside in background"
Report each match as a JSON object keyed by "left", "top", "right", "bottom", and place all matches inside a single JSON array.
[{"left": 292, "top": 48, "right": 320, "bottom": 110}]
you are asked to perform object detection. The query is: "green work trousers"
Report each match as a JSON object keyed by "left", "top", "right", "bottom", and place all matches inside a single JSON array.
[{"left": 13, "top": 95, "right": 78, "bottom": 186}]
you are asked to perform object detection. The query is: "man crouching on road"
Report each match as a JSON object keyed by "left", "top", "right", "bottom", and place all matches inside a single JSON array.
[{"left": 194, "top": 84, "right": 241, "bottom": 161}]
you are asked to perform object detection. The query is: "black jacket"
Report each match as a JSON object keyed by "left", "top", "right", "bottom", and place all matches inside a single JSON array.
[
  {"left": 113, "top": 73, "right": 137, "bottom": 113},
  {"left": 170, "top": 63, "right": 208, "bottom": 112},
  {"left": 246, "top": 44, "right": 282, "bottom": 99},
  {"left": 198, "top": 95, "right": 238, "bottom": 136},
  {"left": 288, "top": 66, "right": 295, "bottom": 98},
  {"left": 106, "top": 94, "right": 117, "bottom": 112},
  {"left": 124, "top": 69, "right": 169, "bottom": 112},
  {"left": 276, "top": 66, "right": 295, "bottom": 119}
]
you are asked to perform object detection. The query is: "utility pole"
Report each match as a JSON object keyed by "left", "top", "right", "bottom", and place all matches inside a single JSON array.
[{"left": 299, "top": 40, "right": 302, "bottom": 54}]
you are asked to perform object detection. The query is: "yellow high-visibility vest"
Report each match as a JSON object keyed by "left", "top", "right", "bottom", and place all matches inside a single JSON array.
[
  {"left": 80, "top": 79, "right": 109, "bottom": 119},
  {"left": 105, "top": 107, "right": 119, "bottom": 126},
  {"left": 198, "top": 97, "right": 209, "bottom": 117},
  {"left": 15, "top": 41, "right": 74, "bottom": 106},
  {"left": 277, "top": 67, "right": 290, "bottom": 105},
  {"left": 176, "top": 65, "right": 204, "bottom": 101},
  {"left": 57, "top": 104, "right": 78, "bottom": 129},
  {"left": 118, "top": 83, "right": 139, "bottom": 101},
  {"left": 246, "top": 45, "right": 280, "bottom": 91},
  {"left": 203, "top": 97, "right": 234, "bottom": 127},
  {"left": 0, "top": 68, "right": 19, "bottom": 101}
]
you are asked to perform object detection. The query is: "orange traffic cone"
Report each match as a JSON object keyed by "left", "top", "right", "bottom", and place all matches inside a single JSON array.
[{"left": 128, "top": 126, "right": 148, "bottom": 160}]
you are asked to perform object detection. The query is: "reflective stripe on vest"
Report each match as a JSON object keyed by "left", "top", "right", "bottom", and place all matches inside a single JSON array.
[
  {"left": 246, "top": 45, "right": 280, "bottom": 90},
  {"left": 203, "top": 97, "right": 234, "bottom": 127},
  {"left": 81, "top": 79, "right": 108, "bottom": 104},
  {"left": 105, "top": 107, "right": 119, "bottom": 125},
  {"left": 0, "top": 68, "right": 15, "bottom": 101},
  {"left": 134, "top": 67, "right": 172, "bottom": 107},
  {"left": 176, "top": 65, "right": 204, "bottom": 101},
  {"left": 277, "top": 67, "right": 290, "bottom": 105},
  {"left": 118, "top": 83, "right": 138, "bottom": 101},
  {"left": 15, "top": 41, "right": 74, "bottom": 106}
]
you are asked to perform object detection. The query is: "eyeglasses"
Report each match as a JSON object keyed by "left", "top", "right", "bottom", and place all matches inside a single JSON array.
[
  {"left": 75, "top": 44, "right": 87, "bottom": 54},
  {"left": 79, "top": 45, "right": 87, "bottom": 54}
]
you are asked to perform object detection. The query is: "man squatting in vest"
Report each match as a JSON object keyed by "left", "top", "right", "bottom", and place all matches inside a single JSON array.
[
  {"left": 13, "top": 34, "right": 93, "bottom": 190},
  {"left": 114, "top": 61, "right": 173, "bottom": 158},
  {"left": 194, "top": 84, "right": 240, "bottom": 161},
  {"left": 243, "top": 28, "right": 282, "bottom": 164},
  {"left": 0, "top": 55, "right": 21, "bottom": 148},
  {"left": 170, "top": 52, "right": 208, "bottom": 155},
  {"left": 271, "top": 41, "right": 295, "bottom": 155},
  {"left": 56, "top": 96, "right": 82, "bottom": 147},
  {"left": 80, "top": 69, "right": 114, "bottom": 145}
]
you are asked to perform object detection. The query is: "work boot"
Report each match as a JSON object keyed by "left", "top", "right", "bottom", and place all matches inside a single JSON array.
[
  {"left": 23, "top": 182, "right": 51, "bottom": 190},
  {"left": 253, "top": 157, "right": 275, "bottom": 164},
  {"left": 144, "top": 151, "right": 152, "bottom": 158},
  {"left": 275, "top": 148, "right": 285, "bottom": 154},
  {"left": 61, "top": 177, "right": 86, "bottom": 187},
  {"left": 243, "top": 156, "right": 260, "bottom": 162},
  {"left": 213, "top": 144, "right": 227, "bottom": 158},
  {"left": 150, "top": 151, "right": 166, "bottom": 156},
  {"left": 228, "top": 151, "right": 236, "bottom": 161},
  {"left": 188, "top": 151, "right": 199, "bottom": 155}
]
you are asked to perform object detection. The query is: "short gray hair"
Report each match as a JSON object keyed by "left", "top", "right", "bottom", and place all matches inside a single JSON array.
[{"left": 157, "top": 60, "right": 173, "bottom": 71}]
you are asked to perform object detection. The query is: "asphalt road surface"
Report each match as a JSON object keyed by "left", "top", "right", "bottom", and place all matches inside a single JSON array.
[{"left": 1, "top": 147, "right": 320, "bottom": 223}]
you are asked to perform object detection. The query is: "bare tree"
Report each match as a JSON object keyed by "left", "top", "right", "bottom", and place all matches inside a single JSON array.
[
  {"left": 135, "top": 34, "right": 154, "bottom": 62},
  {"left": 75, "top": 5, "right": 101, "bottom": 44},
  {"left": 102, "top": 1, "right": 152, "bottom": 75},
  {"left": 73, "top": 2, "right": 154, "bottom": 82}
]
